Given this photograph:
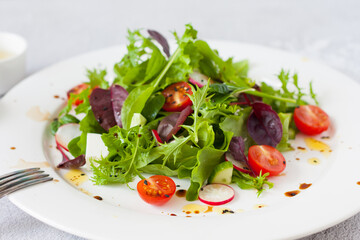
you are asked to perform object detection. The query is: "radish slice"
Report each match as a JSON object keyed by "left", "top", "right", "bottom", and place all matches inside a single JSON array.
[
  {"left": 56, "top": 141, "right": 73, "bottom": 161},
  {"left": 189, "top": 72, "right": 211, "bottom": 87},
  {"left": 151, "top": 129, "right": 163, "bottom": 144},
  {"left": 225, "top": 152, "right": 252, "bottom": 174},
  {"left": 55, "top": 123, "right": 81, "bottom": 151},
  {"left": 198, "top": 183, "right": 235, "bottom": 206}
]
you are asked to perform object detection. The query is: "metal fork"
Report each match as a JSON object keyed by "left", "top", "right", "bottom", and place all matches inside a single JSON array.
[{"left": 0, "top": 168, "right": 53, "bottom": 199}]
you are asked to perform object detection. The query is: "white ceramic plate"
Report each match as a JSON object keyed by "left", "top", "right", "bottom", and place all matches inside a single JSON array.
[{"left": 1, "top": 41, "right": 360, "bottom": 240}]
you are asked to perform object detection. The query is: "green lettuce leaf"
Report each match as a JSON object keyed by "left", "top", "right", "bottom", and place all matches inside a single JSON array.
[
  {"left": 121, "top": 85, "right": 155, "bottom": 130},
  {"left": 141, "top": 93, "right": 165, "bottom": 122},
  {"left": 139, "top": 164, "right": 178, "bottom": 176},
  {"left": 276, "top": 112, "right": 294, "bottom": 152},
  {"left": 186, "top": 130, "right": 233, "bottom": 201},
  {"left": 194, "top": 40, "right": 251, "bottom": 87}
]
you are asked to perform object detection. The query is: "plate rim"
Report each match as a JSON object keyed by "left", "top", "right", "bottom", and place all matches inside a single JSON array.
[{"left": 2, "top": 40, "right": 360, "bottom": 240}]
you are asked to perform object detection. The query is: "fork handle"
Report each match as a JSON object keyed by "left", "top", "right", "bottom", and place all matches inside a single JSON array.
[{"left": 0, "top": 177, "right": 53, "bottom": 199}]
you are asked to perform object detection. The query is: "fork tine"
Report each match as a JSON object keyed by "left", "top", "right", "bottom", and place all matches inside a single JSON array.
[
  {"left": 0, "top": 170, "right": 44, "bottom": 187},
  {"left": 0, "top": 177, "right": 53, "bottom": 199},
  {"left": 0, "top": 174, "right": 50, "bottom": 192},
  {"left": 0, "top": 168, "right": 40, "bottom": 181}
]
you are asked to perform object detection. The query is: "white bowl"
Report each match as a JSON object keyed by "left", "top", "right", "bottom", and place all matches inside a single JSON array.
[{"left": 0, "top": 32, "right": 27, "bottom": 96}]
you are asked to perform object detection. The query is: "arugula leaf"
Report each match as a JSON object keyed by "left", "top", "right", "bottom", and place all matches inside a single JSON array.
[
  {"left": 158, "top": 136, "right": 191, "bottom": 166},
  {"left": 259, "top": 69, "right": 317, "bottom": 112},
  {"left": 232, "top": 170, "right": 273, "bottom": 197},
  {"left": 186, "top": 83, "right": 210, "bottom": 143}
]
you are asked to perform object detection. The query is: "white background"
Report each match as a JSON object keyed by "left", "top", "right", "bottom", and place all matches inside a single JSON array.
[{"left": 1, "top": 0, "right": 360, "bottom": 239}]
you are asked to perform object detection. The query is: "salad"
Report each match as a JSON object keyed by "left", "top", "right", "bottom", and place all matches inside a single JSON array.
[{"left": 51, "top": 24, "right": 330, "bottom": 205}]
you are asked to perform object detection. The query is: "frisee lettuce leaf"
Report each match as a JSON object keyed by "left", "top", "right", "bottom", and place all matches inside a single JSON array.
[
  {"left": 86, "top": 68, "right": 109, "bottom": 89},
  {"left": 91, "top": 125, "right": 159, "bottom": 184}
]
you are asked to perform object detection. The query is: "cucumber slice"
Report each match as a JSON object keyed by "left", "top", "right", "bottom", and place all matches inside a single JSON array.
[
  {"left": 130, "top": 113, "right": 147, "bottom": 128},
  {"left": 208, "top": 161, "right": 233, "bottom": 185}
]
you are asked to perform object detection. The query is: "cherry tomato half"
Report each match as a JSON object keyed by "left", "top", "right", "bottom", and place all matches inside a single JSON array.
[
  {"left": 294, "top": 105, "right": 330, "bottom": 135},
  {"left": 248, "top": 145, "right": 286, "bottom": 177},
  {"left": 162, "top": 82, "right": 193, "bottom": 112},
  {"left": 67, "top": 83, "right": 90, "bottom": 106},
  {"left": 137, "top": 175, "right": 176, "bottom": 205}
]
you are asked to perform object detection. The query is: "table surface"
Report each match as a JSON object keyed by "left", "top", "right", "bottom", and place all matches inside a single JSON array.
[{"left": 1, "top": 0, "right": 360, "bottom": 239}]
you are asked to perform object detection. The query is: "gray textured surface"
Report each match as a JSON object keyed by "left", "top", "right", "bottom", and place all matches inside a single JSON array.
[{"left": 1, "top": 0, "right": 360, "bottom": 239}]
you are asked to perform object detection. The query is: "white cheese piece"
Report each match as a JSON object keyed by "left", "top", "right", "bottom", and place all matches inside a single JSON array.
[{"left": 85, "top": 133, "right": 109, "bottom": 170}]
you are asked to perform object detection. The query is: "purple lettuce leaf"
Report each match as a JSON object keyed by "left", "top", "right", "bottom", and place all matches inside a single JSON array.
[
  {"left": 110, "top": 85, "right": 128, "bottom": 128},
  {"left": 89, "top": 85, "right": 128, "bottom": 131},
  {"left": 228, "top": 136, "right": 247, "bottom": 163},
  {"left": 57, "top": 155, "right": 86, "bottom": 169},
  {"left": 165, "top": 105, "right": 193, "bottom": 142},
  {"left": 89, "top": 88, "right": 117, "bottom": 131},
  {"left": 247, "top": 102, "right": 283, "bottom": 147},
  {"left": 147, "top": 29, "right": 170, "bottom": 58},
  {"left": 157, "top": 112, "right": 180, "bottom": 142},
  {"left": 56, "top": 142, "right": 85, "bottom": 169}
]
